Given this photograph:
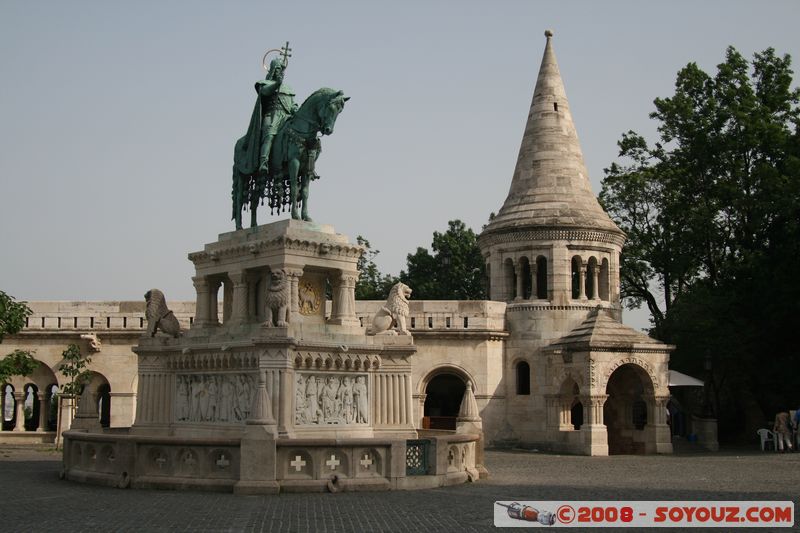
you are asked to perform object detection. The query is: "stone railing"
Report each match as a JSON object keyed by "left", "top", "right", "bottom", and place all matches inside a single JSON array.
[{"left": 62, "top": 430, "right": 479, "bottom": 492}]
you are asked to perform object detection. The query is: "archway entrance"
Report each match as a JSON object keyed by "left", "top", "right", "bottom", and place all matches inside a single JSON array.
[
  {"left": 423, "top": 373, "right": 466, "bottom": 430},
  {"left": 604, "top": 364, "right": 655, "bottom": 455}
]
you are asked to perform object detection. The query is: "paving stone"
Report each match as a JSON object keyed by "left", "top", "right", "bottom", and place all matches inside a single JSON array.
[{"left": 0, "top": 446, "right": 797, "bottom": 532}]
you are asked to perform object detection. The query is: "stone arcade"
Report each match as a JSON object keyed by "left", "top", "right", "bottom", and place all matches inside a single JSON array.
[{"left": 2, "top": 33, "right": 708, "bottom": 492}]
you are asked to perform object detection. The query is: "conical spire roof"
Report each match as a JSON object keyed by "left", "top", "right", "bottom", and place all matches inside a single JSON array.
[{"left": 483, "top": 30, "right": 622, "bottom": 237}]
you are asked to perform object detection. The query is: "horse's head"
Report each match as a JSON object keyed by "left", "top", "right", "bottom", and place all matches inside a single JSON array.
[{"left": 318, "top": 89, "right": 349, "bottom": 136}]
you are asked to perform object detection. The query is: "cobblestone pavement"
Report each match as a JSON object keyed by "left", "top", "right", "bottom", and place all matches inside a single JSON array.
[{"left": 0, "top": 445, "right": 797, "bottom": 532}]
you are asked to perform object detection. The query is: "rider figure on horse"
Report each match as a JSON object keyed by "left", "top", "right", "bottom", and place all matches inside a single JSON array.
[{"left": 257, "top": 58, "right": 297, "bottom": 172}]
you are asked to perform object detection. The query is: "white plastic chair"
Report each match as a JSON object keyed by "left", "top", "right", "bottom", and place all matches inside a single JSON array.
[{"left": 757, "top": 428, "right": 775, "bottom": 451}]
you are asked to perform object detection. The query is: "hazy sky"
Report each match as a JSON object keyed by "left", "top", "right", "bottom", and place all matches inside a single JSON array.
[{"left": 1, "top": 1, "right": 797, "bottom": 330}]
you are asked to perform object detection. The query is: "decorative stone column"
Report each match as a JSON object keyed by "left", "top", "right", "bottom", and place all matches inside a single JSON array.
[
  {"left": 235, "top": 368, "right": 279, "bottom": 494},
  {"left": 579, "top": 262, "right": 587, "bottom": 300},
  {"left": 653, "top": 394, "right": 675, "bottom": 454},
  {"left": 37, "top": 392, "right": 48, "bottom": 432},
  {"left": 229, "top": 270, "right": 250, "bottom": 326},
  {"left": 285, "top": 268, "right": 304, "bottom": 321},
  {"left": 591, "top": 264, "right": 600, "bottom": 300},
  {"left": 13, "top": 392, "right": 25, "bottom": 432},
  {"left": 583, "top": 394, "right": 609, "bottom": 456},
  {"left": 329, "top": 270, "right": 360, "bottom": 326},
  {"left": 530, "top": 262, "right": 538, "bottom": 300},
  {"left": 514, "top": 261, "right": 524, "bottom": 301},
  {"left": 208, "top": 279, "right": 222, "bottom": 326},
  {"left": 192, "top": 276, "right": 211, "bottom": 328}
]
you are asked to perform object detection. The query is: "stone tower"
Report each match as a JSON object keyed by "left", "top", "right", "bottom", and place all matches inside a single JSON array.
[{"left": 479, "top": 30, "right": 633, "bottom": 451}]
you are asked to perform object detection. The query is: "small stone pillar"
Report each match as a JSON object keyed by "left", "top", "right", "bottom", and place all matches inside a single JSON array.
[
  {"left": 37, "top": 392, "right": 48, "bottom": 432},
  {"left": 192, "top": 276, "right": 212, "bottom": 327},
  {"left": 229, "top": 271, "right": 250, "bottom": 326},
  {"left": 579, "top": 262, "right": 587, "bottom": 300},
  {"left": 235, "top": 368, "right": 279, "bottom": 494},
  {"left": 583, "top": 394, "right": 609, "bottom": 456},
  {"left": 456, "top": 380, "right": 486, "bottom": 479},
  {"left": 71, "top": 385, "right": 101, "bottom": 432},
  {"left": 329, "top": 270, "right": 360, "bottom": 326},
  {"left": 514, "top": 261, "right": 524, "bottom": 301},
  {"left": 285, "top": 268, "right": 304, "bottom": 322},
  {"left": 13, "top": 392, "right": 25, "bottom": 432},
  {"left": 653, "top": 395, "right": 674, "bottom": 453},
  {"left": 592, "top": 265, "right": 600, "bottom": 300},
  {"left": 530, "top": 263, "right": 538, "bottom": 300},
  {"left": 208, "top": 279, "right": 222, "bottom": 326}
]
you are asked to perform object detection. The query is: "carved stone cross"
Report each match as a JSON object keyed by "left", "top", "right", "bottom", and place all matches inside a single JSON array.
[
  {"left": 360, "top": 454, "right": 373, "bottom": 469},
  {"left": 325, "top": 454, "right": 340, "bottom": 471},
  {"left": 155, "top": 454, "right": 167, "bottom": 469},
  {"left": 216, "top": 453, "right": 230, "bottom": 469},
  {"left": 290, "top": 455, "right": 306, "bottom": 472}
]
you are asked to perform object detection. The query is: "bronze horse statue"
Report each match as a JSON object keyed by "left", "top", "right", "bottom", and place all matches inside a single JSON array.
[{"left": 232, "top": 88, "right": 348, "bottom": 228}]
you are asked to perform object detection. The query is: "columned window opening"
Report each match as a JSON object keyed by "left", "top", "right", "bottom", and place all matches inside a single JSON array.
[
  {"left": 485, "top": 263, "right": 491, "bottom": 299},
  {"left": 503, "top": 258, "right": 516, "bottom": 301},
  {"left": 23, "top": 383, "right": 39, "bottom": 431},
  {"left": 536, "top": 256, "right": 548, "bottom": 299},
  {"left": 599, "top": 258, "right": 610, "bottom": 300},
  {"left": 586, "top": 257, "right": 598, "bottom": 299},
  {"left": 571, "top": 256, "right": 582, "bottom": 299},
  {"left": 520, "top": 258, "right": 532, "bottom": 299},
  {"left": 516, "top": 361, "right": 531, "bottom": 395},
  {"left": 2, "top": 384, "right": 15, "bottom": 431}
]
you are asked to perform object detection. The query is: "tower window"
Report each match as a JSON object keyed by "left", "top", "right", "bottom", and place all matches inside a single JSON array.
[
  {"left": 554, "top": 102, "right": 558, "bottom": 112},
  {"left": 516, "top": 361, "right": 531, "bottom": 395}
]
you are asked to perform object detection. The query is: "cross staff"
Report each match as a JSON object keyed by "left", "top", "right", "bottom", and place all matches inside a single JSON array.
[{"left": 262, "top": 41, "right": 293, "bottom": 71}]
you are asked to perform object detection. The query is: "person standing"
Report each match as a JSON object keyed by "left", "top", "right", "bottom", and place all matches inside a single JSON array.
[{"left": 773, "top": 411, "right": 793, "bottom": 452}]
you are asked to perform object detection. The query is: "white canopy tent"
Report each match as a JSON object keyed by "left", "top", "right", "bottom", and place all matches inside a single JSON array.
[{"left": 668, "top": 370, "right": 704, "bottom": 387}]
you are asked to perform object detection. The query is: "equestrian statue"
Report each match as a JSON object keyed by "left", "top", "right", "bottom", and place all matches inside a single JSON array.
[{"left": 232, "top": 42, "right": 349, "bottom": 229}]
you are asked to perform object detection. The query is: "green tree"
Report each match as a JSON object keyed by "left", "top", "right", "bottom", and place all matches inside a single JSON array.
[
  {"left": 400, "top": 220, "right": 486, "bottom": 300},
  {"left": 0, "top": 291, "right": 38, "bottom": 384},
  {"left": 58, "top": 344, "right": 92, "bottom": 398},
  {"left": 600, "top": 46, "right": 800, "bottom": 439},
  {"left": 354, "top": 236, "right": 398, "bottom": 300}
]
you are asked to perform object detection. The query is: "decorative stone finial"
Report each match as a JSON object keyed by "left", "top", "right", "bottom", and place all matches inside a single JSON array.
[{"left": 544, "top": 29, "right": 554, "bottom": 38}]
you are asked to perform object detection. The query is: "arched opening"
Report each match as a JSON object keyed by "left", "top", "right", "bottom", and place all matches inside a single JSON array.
[
  {"left": 516, "top": 361, "right": 530, "bottom": 395},
  {"left": 23, "top": 383, "right": 39, "bottom": 431},
  {"left": 571, "top": 400, "right": 584, "bottom": 430},
  {"left": 84, "top": 372, "right": 111, "bottom": 427},
  {"left": 485, "top": 263, "right": 491, "bottom": 300},
  {"left": 45, "top": 383, "right": 59, "bottom": 431},
  {"left": 536, "top": 256, "right": 548, "bottom": 299},
  {"left": 599, "top": 258, "right": 610, "bottom": 301},
  {"left": 503, "top": 258, "right": 516, "bottom": 301},
  {"left": 520, "top": 257, "right": 532, "bottom": 299},
  {"left": 604, "top": 363, "right": 655, "bottom": 455},
  {"left": 571, "top": 256, "right": 582, "bottom": 299},
  {"left": 586, "top": 257, "right": 598, "bottom": 299},
  {"left": 423, "top": 373, "right": 467, "bottom": 431},
  {"left": 2, "top": 384, "right": 15, "bottom": 431},
  {"left": 97, "top": 383, "right": 111, "bottom": 428}
]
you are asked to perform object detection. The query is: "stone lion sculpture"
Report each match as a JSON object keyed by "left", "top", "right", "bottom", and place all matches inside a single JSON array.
[
  {"left": 144, "top": 289, "right": 181, "bottom": 338},
  {"left": 265, "top": 269, "right": 290, "bottom": 327},
  {"left": 370, "top": 282, "right": 412, "bottom": 335}
]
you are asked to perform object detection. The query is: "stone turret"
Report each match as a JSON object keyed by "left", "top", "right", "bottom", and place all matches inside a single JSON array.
[
  {"left": 478, "top": 30, "right": 627, "bottom": 447},
  {"left": 479, "top": 30, "right": 625, "bottom": 311}
]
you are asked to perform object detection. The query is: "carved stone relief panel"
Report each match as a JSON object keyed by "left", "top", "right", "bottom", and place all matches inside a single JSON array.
[
  {"left": 294, "top": 372, "right": 369, "bottom": 426},
  {"left": 176, "top": 373, "right": 256, "bottom": 424},
  {"left": 298, "top": 277, "right": 322, "bottom": 316}
]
